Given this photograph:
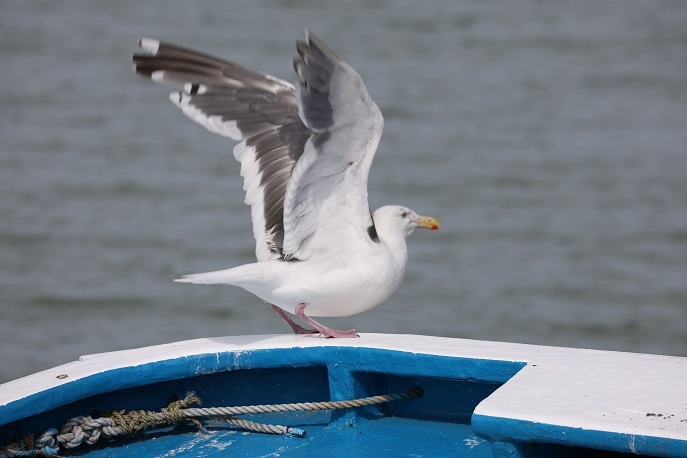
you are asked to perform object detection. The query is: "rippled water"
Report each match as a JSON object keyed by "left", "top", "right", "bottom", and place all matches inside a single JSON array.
[{"left": 1, "top": 0, "right": 686, "bottom": 382}]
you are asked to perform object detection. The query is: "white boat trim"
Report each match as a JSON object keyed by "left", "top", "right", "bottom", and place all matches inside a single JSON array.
[{"left": 1, "top": 333, "right": 686, "bottom": 448}]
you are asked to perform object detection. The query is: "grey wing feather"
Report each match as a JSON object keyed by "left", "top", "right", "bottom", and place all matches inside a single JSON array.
[
  {"left": 133, "top": 32, "right": 382, "bottom": 264},
  {"left": 133, "top": 38, "right": 312, "bottom": 261},
  {"left": 292, "top": 33, "right": 339, "bottom": 132},
  {"left": 281, "top": 30, "right": 384, "bottom": 260}
]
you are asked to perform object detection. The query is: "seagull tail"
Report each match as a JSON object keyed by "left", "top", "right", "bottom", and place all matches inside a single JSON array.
[
  {"left": 175, "top": 269, "right": 235, "bottom": 285},
  {"left": 174, "top": 263, "right": 269, "bottom": 286}
]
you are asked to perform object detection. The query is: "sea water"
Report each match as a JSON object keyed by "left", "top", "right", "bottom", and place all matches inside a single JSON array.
[{"left": 1, "top": 0, "right": 685, "bottom": 382}]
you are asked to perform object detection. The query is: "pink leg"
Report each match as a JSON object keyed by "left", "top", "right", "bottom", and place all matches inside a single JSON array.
[
  {"left": 271, "top": 305, "right": 318, "bottom": 334},
  {"left": 294, "top": 303, "right": 359, "bottom": 338}
]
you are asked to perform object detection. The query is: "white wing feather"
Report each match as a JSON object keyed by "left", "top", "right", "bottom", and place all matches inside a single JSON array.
[
  {"left": 281, "top": 32, "right": 384, "bottom": 260},
  {"left": 135, "top": 32, "right": 384, "bottom": 264}
]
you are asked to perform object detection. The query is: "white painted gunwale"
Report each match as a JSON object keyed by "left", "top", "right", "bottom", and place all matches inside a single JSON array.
[{"left": 1, "top": 333, "right": 685, "bottom": 441}]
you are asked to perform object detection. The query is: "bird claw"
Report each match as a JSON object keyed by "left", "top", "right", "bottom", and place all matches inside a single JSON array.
[
  {"left": 273, "top": 304, "right": 360, "bottom": 338},
  {"left": 272, "top": 305, "right": 319, "bottom": 334},
  {"left": 322, "top": 329, "right": 359, "bottom": 338},
  {"left": 294, "top": 304, "right": 360, "bottom": 338}
]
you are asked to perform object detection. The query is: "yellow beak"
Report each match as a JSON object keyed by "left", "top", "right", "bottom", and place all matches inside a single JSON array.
[{"left": 415, "top": 215, "right": 440, "bottom": 231}]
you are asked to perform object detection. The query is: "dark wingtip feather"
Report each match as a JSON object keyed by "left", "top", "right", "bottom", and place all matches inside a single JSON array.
[{"left": 303, "top": 29, "right": 339, "bottom": 63}]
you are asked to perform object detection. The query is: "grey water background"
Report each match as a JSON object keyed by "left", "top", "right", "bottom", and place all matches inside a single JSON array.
[{"left": 1, "top": 0, "right": 686, "bottom": 383}]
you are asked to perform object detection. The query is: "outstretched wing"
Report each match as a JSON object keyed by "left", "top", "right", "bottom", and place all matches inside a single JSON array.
[
  {"left": 281, "top": 30, "right": 384, "bottom": 261},
  {"left": 133, "top": 38, "right": 311, "bottom": 261},
  {"left": 133, "top": 30, "right": 384, "bottom": 263}
]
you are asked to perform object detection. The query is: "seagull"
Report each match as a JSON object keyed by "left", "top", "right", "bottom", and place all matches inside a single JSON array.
[{"left": 133, "top": 30, "right": 439, "bottom": 338}]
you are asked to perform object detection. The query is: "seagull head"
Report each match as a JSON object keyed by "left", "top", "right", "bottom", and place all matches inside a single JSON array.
[{"left": 373, "top": 205, "right": 440, "bottom": 240}]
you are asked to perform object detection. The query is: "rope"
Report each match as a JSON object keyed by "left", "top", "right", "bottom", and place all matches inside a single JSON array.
[
  {"left": 0, "top": 387, "right": 422, "bottom": 457},
  {"left": 181, "top": 387, "right": 423, "bottom": 418}
]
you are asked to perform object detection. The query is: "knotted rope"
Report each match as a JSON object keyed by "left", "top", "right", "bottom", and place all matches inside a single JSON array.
[{"left": 0, "top": 387, "right": 422, "bottom": 458}]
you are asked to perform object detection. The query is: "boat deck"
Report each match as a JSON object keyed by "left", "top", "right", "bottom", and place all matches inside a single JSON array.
[
  {"left": 1, "top": 334, "right": 686, "bottom": 457},
  {"left": 70, "top": 417, "right": 489, "bottom": 457}
]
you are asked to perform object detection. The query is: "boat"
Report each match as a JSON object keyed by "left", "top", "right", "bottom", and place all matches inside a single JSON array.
[{"left": 1, "top": 333, "right": 685, "bottom": 457}]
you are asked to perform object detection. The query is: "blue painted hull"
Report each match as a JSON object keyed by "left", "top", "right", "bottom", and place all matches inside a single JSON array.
[{"left": 1, "top": 335, "right": 685, "bottom": 457}]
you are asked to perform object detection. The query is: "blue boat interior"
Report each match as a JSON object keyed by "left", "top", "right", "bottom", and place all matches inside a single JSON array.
[{"left": 0, "top": 347, "right": 668, "bottom": 457}]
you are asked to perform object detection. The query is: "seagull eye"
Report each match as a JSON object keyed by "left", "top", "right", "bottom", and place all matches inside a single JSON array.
[{"left": 401, "top": 211, "right": 408, "bottom": 218}]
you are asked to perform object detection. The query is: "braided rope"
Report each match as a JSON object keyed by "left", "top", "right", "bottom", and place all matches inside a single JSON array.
[
  {"left": 182, "top": 387, "right": 424, "bottom": 418},
  {"left": 0, "top": 388, "right": 422, "bottom": 457}
]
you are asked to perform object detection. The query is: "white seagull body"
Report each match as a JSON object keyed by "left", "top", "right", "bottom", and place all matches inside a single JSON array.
[{"left": 133, "top": 31, "right": 439, "bottom": 337}]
